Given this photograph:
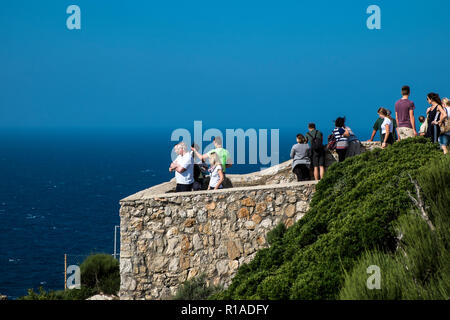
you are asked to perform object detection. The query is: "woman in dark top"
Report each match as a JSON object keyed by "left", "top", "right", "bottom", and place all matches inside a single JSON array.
[{"left": 425, "top": 93, "right": 442, "bottom": 143}]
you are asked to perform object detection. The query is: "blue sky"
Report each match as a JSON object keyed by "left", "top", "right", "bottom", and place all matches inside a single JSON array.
[{"left": 1, "top": 0, "right": 449, "bottom": 133}]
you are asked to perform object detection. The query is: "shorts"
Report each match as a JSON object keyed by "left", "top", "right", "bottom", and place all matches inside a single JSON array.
[
  {"left": 439, "top": 132, "right": 450, "bottom": 146},
  {"left": 293, "top": 164, "right": 311, "bottom": 182},
  {"left": 336, "top": 148, "right": 347, "bottom": 162},
  {"left": 398, "top": 127, "right": 415, "bottom": 140},
  {"left": 310, "top": 150, "right": 325, "bottom": 167},
  {"left": 381, "top": 133, "right": 394, "bottom": 145},
  {"left": 176, "top": 183, "right": 193, "bottom": 192},
  {"left": 192, "top": 181, "right": 203, "bottom": 191}
]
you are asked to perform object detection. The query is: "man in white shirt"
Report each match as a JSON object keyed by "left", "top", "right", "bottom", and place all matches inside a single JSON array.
[{"left": 169, "top": 142, "right": 194, "bottom": 192}]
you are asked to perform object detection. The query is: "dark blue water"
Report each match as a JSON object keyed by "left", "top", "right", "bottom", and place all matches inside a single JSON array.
[{"left": 0, "top": 126, "right": 370, "bottom": 299}]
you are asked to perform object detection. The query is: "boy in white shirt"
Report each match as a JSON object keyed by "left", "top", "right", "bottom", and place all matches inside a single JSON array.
[{"left": 418, "top": 116, "right": 427, "bottom": 136}]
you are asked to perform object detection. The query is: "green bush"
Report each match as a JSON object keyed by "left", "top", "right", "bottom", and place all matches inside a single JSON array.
[
  {"left": 80, "top": 253, "right": 120, "bottom": 295},
  {"left": 19, "top": 287, "right": 60, "bottom": 300},
  {"left": 416, "top": 155, "right": 450, "bottom": 245},
  {"left": 19, "top": 286, "right": 96, "bottom": 301},
  {"left": 215, "top": 138, "right": 444, "bottom": 299},
  {"left": 339, "top": 214, "right": 449, "bottom": 300},
  {"left": 20, "top": 253, "right": 119, "bottom": 300},
  {"left": 267, "top": 223, "right": 286, "bottom": 245},
  {"left": 339, "top": 155, "right": 450, "bottom": 300},
  {"left": 338, "top": 250, "right": 409, "bottom": 300},
  {"left": 173, "top": 274, "right": 222, "bottom": 300}
]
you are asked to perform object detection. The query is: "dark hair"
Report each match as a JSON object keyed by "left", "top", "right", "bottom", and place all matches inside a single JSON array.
[
  {"left": 335, "top": 117, "right": 346, "bottom": 128},
  {"left": 418, "top": 116, "right": 425, "bottom": 123},
  {"left": 296, "top": 134, "right": 307, "bottom": 144},
  {"left": 191, "top": 143, "right": 200, "bottom": 151},
  {"left": 427, "top": 92, "right": 442, "bottom": 106},
  {"left": 308, "top": 123, "right": 316, "bottom": 129},
  {"left": 402, "top": 85, "right": 410, "bottom": 96}
]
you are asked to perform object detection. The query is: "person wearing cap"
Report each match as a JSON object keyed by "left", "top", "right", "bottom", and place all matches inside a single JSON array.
[{"left": 191, "top": 136, "right": 232, "bottom": 174}]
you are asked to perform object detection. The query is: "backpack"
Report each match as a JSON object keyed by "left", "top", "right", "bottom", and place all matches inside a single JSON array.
[
  {"left": 327, "top": 134, "right": 336, "bottom": 151},
  {"left": 310, "top": 131, "right": 324, "bottom": 152}
]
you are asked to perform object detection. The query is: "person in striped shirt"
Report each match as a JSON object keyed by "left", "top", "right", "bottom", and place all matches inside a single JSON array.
[{"left": 332, "top": 117, "right": 350, "bottom": 162}]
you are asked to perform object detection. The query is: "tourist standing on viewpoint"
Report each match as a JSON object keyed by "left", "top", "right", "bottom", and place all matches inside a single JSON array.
[
  {"left": 395, "top": 85, "right": 417, "bottom": 139},
  {"left": 305, "top": 123, "right": 325, "bottom": 180},
  {"left": 425, "top": 93, "right": 442, "bottom": 144},
  {"left": 170, "top": 142, "right": 195, "bottom": 192},
  {"left": 369, "top": 113, "right": 384, "bottom": 142},
  {"left": 344, "top": 126, "right": 361, "bottom": 158},
  {"left": 378, "top": 108, "right": 394, "bottom": 148},
  {"left": 191, "top": 143, "right": 208, "bottom": 191},
  {"left": 387, "top": 109, "right": 400, "bottom": 141},
  {"left": 435, "top": 97, "right": 450, "bottom": 154},
  {"left": 332, "top": 117, "right": 350, "bottom": 162},
  {"left": 418, "top": 116, "right": 428, "bottom": 136},
  {"left": 208, "top": 152, "right": 224, "bottom": 190},
  {"left": 370, "top": 109, "right": 399, "bottom": 142},
  {"left": 290, "top": 134, "right": 311, "bottom": 182}
]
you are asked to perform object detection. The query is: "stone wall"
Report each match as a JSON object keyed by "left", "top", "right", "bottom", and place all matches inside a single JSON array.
[{"left": 119, "top": 181, "right": 317, "bottom": 300}]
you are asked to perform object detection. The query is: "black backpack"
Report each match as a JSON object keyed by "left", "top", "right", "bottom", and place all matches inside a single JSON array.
[{"left": 310, "top": 131, "right": 324, "bottom": 152}]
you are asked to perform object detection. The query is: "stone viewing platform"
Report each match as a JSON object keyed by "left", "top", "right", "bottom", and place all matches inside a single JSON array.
[{"left": 118, "top": 141, "right": 381, "bottom": 300}]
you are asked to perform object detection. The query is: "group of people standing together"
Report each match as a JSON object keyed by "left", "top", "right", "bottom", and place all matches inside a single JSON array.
[
  {"left": 370, "top": 85, "right": 450, "bottom": 154},
  {"left": 290, "top": 85, "right": 450, "bottom": 182},
  {"left": 169, "top": 85, "right": 450, "bottom": 191},
  {"left": 169, "top": 136, "right": 232, "bottom": 192},
  {"left": 290, "top": 119, "right": 364, "bottom": 182}
]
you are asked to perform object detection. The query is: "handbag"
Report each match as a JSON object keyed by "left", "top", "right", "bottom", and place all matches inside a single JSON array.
[
  {"left": 327, "top": 134, "right": 336, "bottom": 150},
  {"left": 439, "top": 108, "right": 450, "bottom": 134}
]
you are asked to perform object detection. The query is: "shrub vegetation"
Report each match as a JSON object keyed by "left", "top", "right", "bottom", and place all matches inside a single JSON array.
[
  {"left": 212, "top": 138, "right": 446, "bottom": 299},
  {"left": 20, "top": 253, "right": 119, "bottom": 300},
  {"left": 339, "top": 155, "right": 450, "bottom": 299},
  {"left": 173, "top": 274, "right": 222, "bottom": 300},
  {"left": 80, "top": 253, "right": 120, "bottom": 295}
]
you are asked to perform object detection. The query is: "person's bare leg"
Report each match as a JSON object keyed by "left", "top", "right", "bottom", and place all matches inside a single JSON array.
[
  {"left": 442, "top": 145, "right": 448, "bottom": 154},
  {"left": 314, "top": 167, "right": 319, "bottom": 180},
  {"left": 319, "top": 166, "right": 325, "bottom": 179}
]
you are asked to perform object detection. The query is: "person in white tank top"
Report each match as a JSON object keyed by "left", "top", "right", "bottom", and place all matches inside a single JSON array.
[
  {"left": 208, "top": 152, "right": 224, "bottom": 190},
  {"left": 378, "top": 108, "right": 394, "bottom": 148}
]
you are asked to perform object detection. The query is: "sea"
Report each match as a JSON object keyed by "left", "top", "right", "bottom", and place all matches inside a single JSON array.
[{"left": 0, "top": 126, "right": 370, "bottom": 299}]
